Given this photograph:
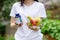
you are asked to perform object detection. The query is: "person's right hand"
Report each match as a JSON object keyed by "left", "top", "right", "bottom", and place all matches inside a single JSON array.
[
  {"left": 16, "top": 22, "right": 23, "bottom": 27},
  {"left": 10, "top": 22, "right": 23, "bottom": 28}
]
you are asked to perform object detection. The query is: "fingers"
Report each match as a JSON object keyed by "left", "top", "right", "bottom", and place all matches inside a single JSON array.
[
  {"left": 18, "top": 23, "right": 23, "bottom": 27},
  {"left": 27, "top": 26, "right": 39, "bottom": 31},
  {"left": 32, "top": 27, "right": 39, "bottom": 31},
  {"left": 15, "top": 22, "right": 23, "bottom": 27},
  {"left": 27, "top": 23, "right": 39, "bottom": 31}
]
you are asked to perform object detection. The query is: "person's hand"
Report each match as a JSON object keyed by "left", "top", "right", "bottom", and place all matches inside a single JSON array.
[
  {"left": 15, "top": 22, "right": 23, "bottom": 27},
  {"left": 10, "top": 22, "right": 23, "bottom": 28},
  {"left": 27, "top": 23, "right": 39, "bottom": 31},
  {"left": 31, "top": 27, "right": 39, "bottom": 31}
]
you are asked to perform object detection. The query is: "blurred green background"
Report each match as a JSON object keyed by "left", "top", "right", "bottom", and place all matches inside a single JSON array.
[{"left": 0, "top": 0, "right": 60, "bottom": 40}]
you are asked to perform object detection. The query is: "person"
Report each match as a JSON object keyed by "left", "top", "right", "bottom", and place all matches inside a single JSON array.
[{"left": 10, "top": 0, "right": 46, "bottom": 40}]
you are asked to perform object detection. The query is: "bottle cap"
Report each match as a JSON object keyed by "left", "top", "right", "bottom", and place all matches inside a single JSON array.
[{"left": 15, "top": 14, "right": 21, "bottom": 18}]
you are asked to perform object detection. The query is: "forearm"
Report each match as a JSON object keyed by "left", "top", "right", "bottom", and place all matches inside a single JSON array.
[{"left": 10, "top": 17, "right": 16, "bottom": 27}]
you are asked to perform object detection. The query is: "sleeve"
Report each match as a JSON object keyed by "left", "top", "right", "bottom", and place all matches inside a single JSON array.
[
  {"left": 10, "top": 4, "right": 16, "bottom": 17},
  {"left": 38, "top": 4, "right": 47, "bottom": 18}
]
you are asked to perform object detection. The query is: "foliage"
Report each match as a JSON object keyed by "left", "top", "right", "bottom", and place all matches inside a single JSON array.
[
  {"left": 41, "top": 19, "right": 60, "bottom": 40},
  {"left": 0, "top": 23, "right": 3, "bottom": 27},
  {"left": 51, "top": 8, "right": 60, "bottom": 19},
  {"left": 1, "top": 0, "right": 18, "bottom": 20},
  {"left": 0, "top": 23, "right": 6, "bottom": 36},
  {"left": 0, "top": 35, "right": 14, "bottom": 40},
  {"left": 46, "top": 10, "right": 52, "bottom": 19},
  {"left": 0, "top": 36, "right": 4, "bottom": 40},
  {"left": 6, "top": 35, "right": 15, "bottom": 40},
  {"left": 46, "top": 8, "right": 60, "bottom": 19}
]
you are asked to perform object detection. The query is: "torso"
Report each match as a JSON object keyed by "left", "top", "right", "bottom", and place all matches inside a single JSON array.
[{"left": 14, "top": 1, "right": 43, "bottom": 40}]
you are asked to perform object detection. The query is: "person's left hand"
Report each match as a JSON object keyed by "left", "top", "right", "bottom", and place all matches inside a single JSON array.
[{"left": 27, "top": 23, "right": 39, "bottom": 31}]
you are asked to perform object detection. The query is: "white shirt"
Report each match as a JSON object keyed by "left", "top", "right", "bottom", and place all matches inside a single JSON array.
[{"left": 10, "top": 1, "right": 46, "bottom": 40}]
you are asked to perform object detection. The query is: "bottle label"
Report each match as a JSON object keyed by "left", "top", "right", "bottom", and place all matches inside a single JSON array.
[{"left": 15, "top": 13, "right": 22, "bottom": 24}]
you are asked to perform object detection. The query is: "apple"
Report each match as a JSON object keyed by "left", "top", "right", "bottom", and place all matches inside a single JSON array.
[
  {"left": 30, "top": 19, "right": 34, "bottom": 24},
  {"left": 27, "top": 16, "right": 41, "bottom": 26},
  {"left": 32, "top": 23, "right": 36, "bottom": 26},
  {"left": 35, "top": 20, "right": 38, "bottom": 23},
  {"left": 30, "top": 19, "right": 36, "bottom": 26},
  {"left": 34, "top": 17, "right": 41, "bottom": 26}
]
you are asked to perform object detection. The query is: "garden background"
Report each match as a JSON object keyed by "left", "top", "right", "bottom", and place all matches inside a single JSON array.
[{"left": 0, "top": 0, "right": 60, "bottom": 40}]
